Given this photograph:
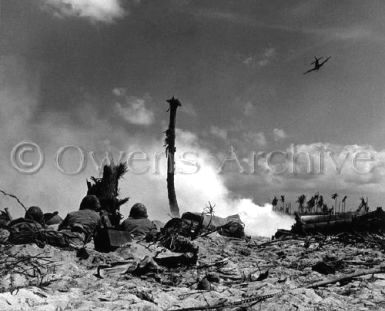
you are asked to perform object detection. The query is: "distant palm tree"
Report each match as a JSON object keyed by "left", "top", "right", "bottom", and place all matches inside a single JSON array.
[
  {"left": 316, "top": 195, "right": 324, "bottom": 213},
  {"left": 308, "top": 196, "right": 317, "bottom": 214},
  {"left": 357, "top": 197, "right": 369, "bottom": 213},
  {"left": 272, "top": 196, "right": 278, "bottom": 211},
  {"left": 341, "top": 195, "right": 347, "bottom": 213},
  {"left": 280, "top": 195, "right": 285, "bottom": 212},
  {"left": 331, "top": 193, "right": 338, "bottom": 214},
  {"left": 296, "top": 194, "right": 306, "bottom": 214}
]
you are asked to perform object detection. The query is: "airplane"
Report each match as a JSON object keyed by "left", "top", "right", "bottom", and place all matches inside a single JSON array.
[{"left": 303, "top": 56, "right": 331, "bottom": 74}]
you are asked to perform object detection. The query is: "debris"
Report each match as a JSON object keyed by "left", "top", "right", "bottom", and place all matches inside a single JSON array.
[
  {"left": 0, "top": 229, "right": 10, "bottom": 244},
  {"left": 162, "top": 218, "right": 198, "bottom": 239},
  {"left": 134, "top": 290, "right": 156, "bottom": 304},
  {"left": 1, "top": 231, "right": 385, "bottom": 310},
  {"left": 312, "top": 261, "right": 336, "bottom": 275},
  {"left": 312, "top": 256, "right": 344, "bottom": 275},
  {"left": 238, "top": 248, "right": 251, "bottom": 256},
  {"left": 154, "top": 252, "right": 198, "bottom": 268},
  {"left": 0, "top": 189, "right": 27, "bottom": 212},
  {"left": 160, "top": 232, "right": 199, "bottom": 254},
  {"left": 0, "top": 208, "right": 12, "bottom": 228},
  {"left": 0, "top": 244, "right": 55, "bottom": 289},
  {"left": 197, "top": 258, "right": 229, "bottom": 270},
  {"left": 170, "top": 291, "right": 281, "bottom": 310},
  {"left": 307, "top": 265, "right": 385, "bottom": 289},
  {"left": 197, "top": 277, "right": 211, "bottom": 290},
  {"left": 292, "top": 207, "right": 385, "bottom": 235},
  {"left": 205, "top": 272, "right": 220, "bottom": 283},
  {"left": 217, "top": 221, "right": 245, "bottom": 239},
  {"left": 254, "top": 270, "right": 269, "bottom": 281},
  {"left": 76, "top": 248, "right": 89, "bottom": 260},
  {"left": 94, "top": 228, "right": 132, "bottom": 253},
  {"left": 131, "top": 255, "right": 160, "bottom": 276}
]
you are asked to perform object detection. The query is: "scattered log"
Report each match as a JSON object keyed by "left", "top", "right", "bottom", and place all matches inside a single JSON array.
[
  {"left": 254, "top": 237, "right": 305, "bottom": 248},
  {"left": 307, "top": 265, "right": 385, "bottom": 289}
]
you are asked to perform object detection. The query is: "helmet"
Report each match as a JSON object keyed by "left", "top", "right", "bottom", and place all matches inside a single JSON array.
[
  {"left": 25, "top": 206, "right": 45, "bottom": 225},
  {"left": 44, "top": 211, "right": 63, "bottom": 226},
  {"left": 79, "top": 195, "right": 101, "bottom": 211},
  {"left": 129, "top": 203, "right": 148, "bottom": 219}
]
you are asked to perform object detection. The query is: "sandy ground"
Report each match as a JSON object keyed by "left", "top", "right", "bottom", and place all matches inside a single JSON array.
[{"left": 0, "top": 233, "right": 385, "bottom": 310}]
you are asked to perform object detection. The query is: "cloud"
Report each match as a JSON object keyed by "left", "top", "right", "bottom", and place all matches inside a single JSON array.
[
  {"left": 242, "top": 56, "right": 253, "bottom": 66},
  {"left": 219, "top": 141, "right": 385, "bottom": 215},
  {"left": 259, "top": 48, "right": 276, "bottom": 66},
  {"left": 41, "top": 0, "right": 127, "bottom": 23},
  {"left": 243, "top": 48, "right": 276, "bottom": 68},
  {"left": 210, "top": 126, "right": 228, "bottom": 140},
  {"left": 192, "top": 9, "right": 384, "bottom": 43},
  {"left": 168, "top": 129, "right": 294, "bottom": 236},
  {"left": 114, "top": 90, "right": 154, "bottom": 126},
  {"left": 180, "top": 102, "right": 197, "bottom": 117},
  {"left": 243, "top": 102, "right": 255, "bottom": 115},
  {"left": 289, "top": 0, "right": 322, "bottom": 18},
  {"left": 273, "top": 128, "right": 287, "bottom": 141},
  {"left": 242, "top": 131, "right": 266, "bottom": 148},
  {"left": 244, "top": 143, "right": 385, "bottom": 192}
]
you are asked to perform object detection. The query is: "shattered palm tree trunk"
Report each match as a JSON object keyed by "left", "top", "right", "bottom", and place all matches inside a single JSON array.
[
  {"left": 165, "top": 97, "right": 181, "bottom": 218},
  {"left": 86, "top": 163, "right": 129, "bottom": 227}
]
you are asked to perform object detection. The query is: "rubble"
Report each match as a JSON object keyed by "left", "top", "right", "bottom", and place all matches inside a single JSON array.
[{"left": 0, "top": 230, "right": 384, "bottom": 310}]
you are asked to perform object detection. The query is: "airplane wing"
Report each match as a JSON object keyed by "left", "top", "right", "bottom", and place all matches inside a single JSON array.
[
  {"left": 320, "top": 56, "right": 331, "bottom": 66},
  {"left": 303, "top": 67, "right": 316, "bottom": 74}
]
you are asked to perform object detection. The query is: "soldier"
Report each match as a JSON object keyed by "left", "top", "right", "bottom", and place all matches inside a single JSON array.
[
  {"left": 59, "top": 195, "right": 102, "bottom": 245},
  {"left": 120, "top": 203, "right": 157, "bottom": 238},
  {"left": 9, "top": 206, "right": 46, "bottom": 232}
]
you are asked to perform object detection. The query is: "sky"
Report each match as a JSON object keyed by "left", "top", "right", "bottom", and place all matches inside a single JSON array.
[{"left": 1, "top": 0, "right": 385, "bottom": 235}]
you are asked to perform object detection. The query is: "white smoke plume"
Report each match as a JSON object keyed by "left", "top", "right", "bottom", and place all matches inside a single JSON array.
[{"left": 0, "top": 55, "right": 294, "bottom": 237}]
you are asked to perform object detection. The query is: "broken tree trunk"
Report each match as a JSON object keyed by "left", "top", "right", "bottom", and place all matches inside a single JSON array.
[
  {"left": 165, "top": 97, "right": 181, "bottom": 218},
  {"left": 86, "top": 163, "right": 129, "bottom": 227}
]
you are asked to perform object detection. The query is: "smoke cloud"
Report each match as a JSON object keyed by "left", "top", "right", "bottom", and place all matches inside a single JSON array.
[{"left": 0, "top": 55, "right": 294, "bottom": 237}]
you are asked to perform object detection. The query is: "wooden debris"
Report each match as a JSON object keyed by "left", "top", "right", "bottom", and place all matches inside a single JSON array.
[
  {"left": 0, "top": 189, "right": 27, "bottom": 212},
  {"left": 307, "top": 265, "right": 385, "bottom": 289},
  {"left": 170, "top": 291, "right": 281, "bottom": 310}
]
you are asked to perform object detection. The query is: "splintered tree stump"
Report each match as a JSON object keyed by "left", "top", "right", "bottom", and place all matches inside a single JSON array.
[
  {"left": 86, "top": 163, "right": 129, "bottom": 227},
  {"left": 165, "top": 97, "right": 181, "bottom": 218}
]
